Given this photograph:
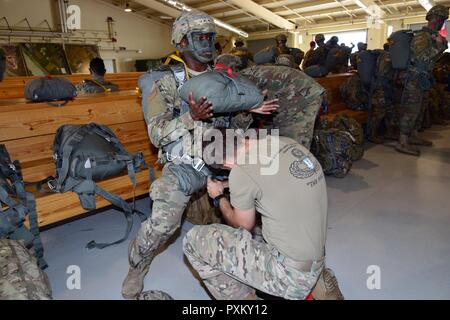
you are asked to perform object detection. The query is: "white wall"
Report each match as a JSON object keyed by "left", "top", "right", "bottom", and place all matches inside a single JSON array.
[{"left": 0, "top": 0, "right": 174, "bottom": 72}]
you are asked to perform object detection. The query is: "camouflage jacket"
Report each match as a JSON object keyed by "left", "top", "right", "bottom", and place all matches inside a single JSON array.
[
  {"left": 76, "top": 76, "right": 120, "bottom": 95},
  {"left": 146, "top": 63, "right": 253, "bottom": 161},
  {"left": 410, "top": 26, "right": 448, "bottom": 74}
]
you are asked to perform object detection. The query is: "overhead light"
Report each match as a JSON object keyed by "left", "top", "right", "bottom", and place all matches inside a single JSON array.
[
  {"left": 124, "top": 3, "right": 132, "bottom": 12},
  {"left": 417, "top": 0, "right": 433, "bottom": 11},
  {"left": 354, "top": 0, "right": 368, "bottom": 10},
  {"left": 160, "top": 0, "right": 248, "bottom": 38}
]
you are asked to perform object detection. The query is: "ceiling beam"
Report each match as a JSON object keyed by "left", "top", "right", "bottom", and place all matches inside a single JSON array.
[{"left": 226, "top": 0, "right": 296, "bottom": 30}]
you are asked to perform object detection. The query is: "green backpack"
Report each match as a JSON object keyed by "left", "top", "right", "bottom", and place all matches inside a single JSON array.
[
  {"left": 311, "top": 116, "right": 365, "bottom": 178},
  {"left": 38, "top": 123, "right": 150, "bottom": 250},
  {"left": 0, "top": 145, "right": 46, "bottom": 269},
  {"left": 331, "top": 115, "right": 365, "bottom": 161},
  {"left": 310, "top": 127, "right": 353, "bottom": 178}
]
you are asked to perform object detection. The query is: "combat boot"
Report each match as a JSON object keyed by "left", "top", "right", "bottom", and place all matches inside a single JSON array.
[
  {"left": 137, "top": 290, "right": 174, "bottom": 300},
  {"left": 409, "top": 130, "right": 433, "bottom": 147},
  {"left": 368, "top": 123, "right": 384, "bottom": 144},
  {"left": 394, "top": 134, "right": 420, "bottom": 156},
  {"left": 311, "top": 268, "right": 344, "bottom": 300},
  {"left": 122, "top": 239, "right": 153, "bottom": 299},
  {"left": 384, "top": 126, "right": 399, "bottom": 141}
]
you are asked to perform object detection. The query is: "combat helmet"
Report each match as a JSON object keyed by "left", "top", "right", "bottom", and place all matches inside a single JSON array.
[
  {"left": 171, "top": 10, "right": 217, "bottom": 63},
  {"left": 426, "top": 5, "right": 449, "bottom": 21}
]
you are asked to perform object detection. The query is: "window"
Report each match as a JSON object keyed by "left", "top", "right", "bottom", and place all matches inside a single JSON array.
[{"left": 313, "top": 29, "right": 368, "bottom": 53}]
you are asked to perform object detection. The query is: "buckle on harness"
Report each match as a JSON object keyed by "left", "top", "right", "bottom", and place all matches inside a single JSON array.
[
  {"left": 8, "top": 163, "right": 16, "bottom": 171},
  {"left": 47, "top": 180, "right": 57, "bottom": 190},
  {"left": 192, "top": 157, "right": 205, "bottom": 172}
]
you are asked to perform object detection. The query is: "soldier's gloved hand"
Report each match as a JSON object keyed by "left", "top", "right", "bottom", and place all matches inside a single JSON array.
[
  {"left": 188, "top": 92, "right": 214, "bottom": 121},
  {"left": 250, "top": 89, "right": 279, "bottom": 115}
]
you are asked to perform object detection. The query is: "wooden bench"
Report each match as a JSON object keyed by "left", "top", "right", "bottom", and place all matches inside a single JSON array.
[
  {"left": 0, "top": 90, "right": 160, "bottom": 227},
  {"left": 316, "top": 73, "right": 368, "bottom": 125},
  {"left": 0, "top": 72, "right": 144, "bottom": 100}
]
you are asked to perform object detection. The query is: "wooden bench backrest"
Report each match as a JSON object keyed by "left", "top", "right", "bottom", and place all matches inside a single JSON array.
[
  {"left": 0, "top": 90, "right": 156, "bottom": 182},
  {"left": 0, "top": 72, "right": 144, "bottom": 99}
]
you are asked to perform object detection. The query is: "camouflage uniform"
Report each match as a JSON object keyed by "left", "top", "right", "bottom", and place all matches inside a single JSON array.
[
  {"left": 131, "top": 67, "right": 252, "bottom": 267},
  {"left": 398, "top": 16, "right": 448, "bottom": 137},
  {"left": 370, "top": 51, "right": 397, "bottom": 142},
  {"left": 183, "top": 224, "right": 324, "bottom": 300},
  {"left": 304, "top": 35, "right": 329, "bottom": 77},
  {"left": 123, "top": 11, "right": 254, "bottom": 299},
  {"left": 241, "top": 65, "right": 325, "bottom": 149},
  {"left": 0, "top": 239, "right": 52, "bottom": 300},
  {"left": 76, "top": 75, "right": 119, "bottom": 95}
]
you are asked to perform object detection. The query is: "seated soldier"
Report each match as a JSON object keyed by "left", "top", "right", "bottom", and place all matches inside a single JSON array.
[
  {"left": 302, "top": 40, "right": 316, "bottom": 70},
  {"left": 183, "top": 129, "right": 344, "bottom": 300},
  {"left": 76, "top": 58, "right": 119, "bottom": 94}
]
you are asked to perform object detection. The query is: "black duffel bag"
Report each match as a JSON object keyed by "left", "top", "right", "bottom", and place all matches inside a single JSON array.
[{"left": 24, "top": 76, "right": 77, "bottom": 106}]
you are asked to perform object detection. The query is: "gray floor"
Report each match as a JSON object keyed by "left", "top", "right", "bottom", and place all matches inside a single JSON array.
[{"left": 42, "top": 125, "right": 450, "bottom": 300}]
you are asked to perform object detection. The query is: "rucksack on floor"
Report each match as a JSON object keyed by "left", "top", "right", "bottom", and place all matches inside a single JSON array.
[
  {"left": 0, "top": 239, "right": 52, "bottom": 300},
  {"left": 310, "top": 127, "right": 353, "bottom": 178},
  {"left": 0, "top": 144, "right": 46, "bottom": 269},
  {"left": 388, "top": 30, "right": 414, "bottom": 69},
  {"left": 24, "top": 77, "right": 77, "bottom": 106},
  {"left": 37, "top": 123, "right": 150, "bottom": 249},
  {"left": 331, "top": 115, "right": 365, "bottom": 161}
]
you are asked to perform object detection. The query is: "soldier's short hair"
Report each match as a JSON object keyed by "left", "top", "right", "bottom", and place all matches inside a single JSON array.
[{"left": 89, "top": 57, "right": 107, "bottom": 76}]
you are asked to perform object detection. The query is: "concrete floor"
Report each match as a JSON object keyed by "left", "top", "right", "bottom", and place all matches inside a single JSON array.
[{"left": 42, "top": 125, "right": 450, "bottom": 300}]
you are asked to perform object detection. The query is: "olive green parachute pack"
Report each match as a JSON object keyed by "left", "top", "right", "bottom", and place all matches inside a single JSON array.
[
  {"left": 311, "top": 115, "right": 364, "bottom": 178},
  {"left": 179, "top": 70, "right": 264, "bottom": 114},
  {"left": 0, "top": 239, "right": 52, "bottom": 300}
]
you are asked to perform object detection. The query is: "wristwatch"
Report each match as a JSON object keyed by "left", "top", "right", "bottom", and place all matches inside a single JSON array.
[{"left": 213, "top": 193, "right": 225, "bottom": 208}]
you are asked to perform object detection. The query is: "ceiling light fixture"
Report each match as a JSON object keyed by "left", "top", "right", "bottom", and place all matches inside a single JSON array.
[{"left": 124, "top": 3, "right": 132, "bottom": 12}]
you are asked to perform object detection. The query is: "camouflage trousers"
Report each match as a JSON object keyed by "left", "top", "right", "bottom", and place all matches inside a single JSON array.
[
  {"left": 131, "top": 163, "right": 194, "bottom": 266},
  {"left": 371, "top": 85, "right": 397, "bottom": 133},
  {"left": 399, "top": 75, "right": 425, "bottom": 136},
  {"left": 183, "top": 224, "right": 324, "bottom": 300}
]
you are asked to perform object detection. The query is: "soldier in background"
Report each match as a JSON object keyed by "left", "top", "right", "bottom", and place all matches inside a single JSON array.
[
  {"left": 350, "top": 42, "right": 367, "bottom": 70},
  {"left": 76, "top": 57, "right": 119, "bottom": 94},
  {"left": 302, "top": 40, "right": 316, "bottom": 69},
  {"left": 394, "top": 5, "right": 448, "bottom": 156},
  {"left": 368, "top": 50, "right": 396, "bottom": 143},
  {"left": 183, "top": 130, "right": 344, "bottom": 300},
  {"left": 303, "top": 34, "right": 329, "bottom": 77},
  {"left": 229, "top": 38, "right": 253, "bottom": 69},
  {"left": 275, "top": 34, "right": 304, "bottom": 66}
]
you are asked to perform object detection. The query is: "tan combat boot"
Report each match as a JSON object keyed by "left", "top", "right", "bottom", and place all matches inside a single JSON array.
[
  {"left": 395, "top": 134, "right": 420, "bottom": 156},
  {"left": 311, "top": 268, "right": 344, "bottom": 300},
  {"left": 121, "top": 239, "right": 152, "bottom": 299}
]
